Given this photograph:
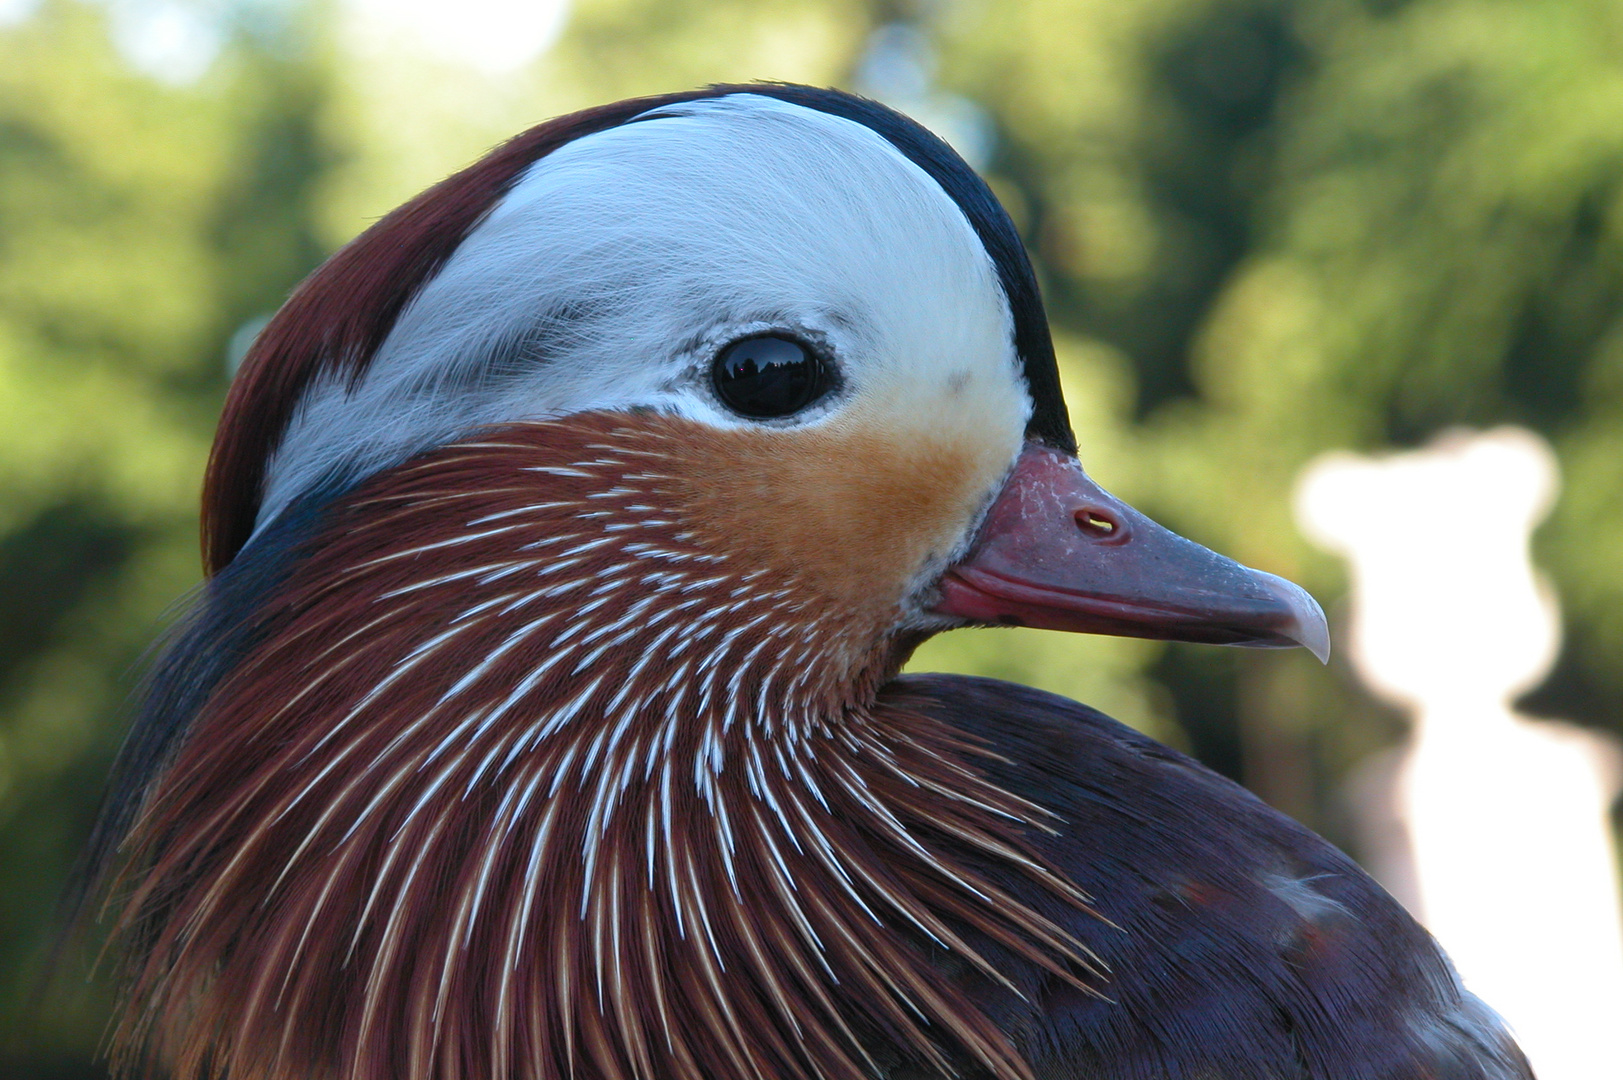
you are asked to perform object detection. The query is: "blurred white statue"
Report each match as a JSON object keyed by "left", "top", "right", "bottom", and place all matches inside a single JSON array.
[{"left": 1297, "top": 427, "right": 1623, "bottom": 1080}]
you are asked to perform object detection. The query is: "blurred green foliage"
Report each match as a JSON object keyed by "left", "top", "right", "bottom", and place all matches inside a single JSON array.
[{"left": 3, "top": 0, "right": 1622, "bottom": 1073}]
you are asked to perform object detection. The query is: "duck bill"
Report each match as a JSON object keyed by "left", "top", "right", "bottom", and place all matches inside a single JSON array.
[{"left": 933, "top": 444, "right": 1330, "bottom": 661}]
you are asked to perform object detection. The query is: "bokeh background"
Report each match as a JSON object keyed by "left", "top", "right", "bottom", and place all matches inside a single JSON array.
[{"left": 4, "top": 0, "right": 1623, "bottom": 1073}]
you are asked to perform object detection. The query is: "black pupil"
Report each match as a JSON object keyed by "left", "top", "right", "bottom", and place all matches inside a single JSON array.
[{"left": 711, "top": 335, "right": 827, "bottom": 419}]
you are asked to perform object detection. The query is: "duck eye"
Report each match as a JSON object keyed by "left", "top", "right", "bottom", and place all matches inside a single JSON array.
[{"left": 711, "top": 335, "right": 831, "bottom": 419}]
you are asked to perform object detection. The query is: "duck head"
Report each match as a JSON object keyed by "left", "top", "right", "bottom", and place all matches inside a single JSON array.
[{"left": 210, "top": 88, "right": 1326, "bottom": 672}]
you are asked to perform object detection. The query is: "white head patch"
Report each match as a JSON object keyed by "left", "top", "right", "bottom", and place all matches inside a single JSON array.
[{"left": 256, "top": 93, "right": 1031, "bottom": 535}]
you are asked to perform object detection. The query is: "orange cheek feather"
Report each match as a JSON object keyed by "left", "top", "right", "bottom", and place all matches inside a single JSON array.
[{"left": 674, "top": 417, "right": 1015, "bottom": 621}]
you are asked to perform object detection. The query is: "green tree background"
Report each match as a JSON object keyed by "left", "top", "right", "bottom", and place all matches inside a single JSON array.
[{"left": 4, "top": 0, "right": 1622, "bottom": 1073}]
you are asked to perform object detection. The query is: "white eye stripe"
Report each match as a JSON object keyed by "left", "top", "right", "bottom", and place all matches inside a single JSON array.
[{"left": 253, "top": 94, "right": 1028, "bottom": 541}]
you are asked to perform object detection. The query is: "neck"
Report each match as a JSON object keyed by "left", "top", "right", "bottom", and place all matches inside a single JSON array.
[{"left": 113, "top": 415, "right": 1097, "bottom": 1080}]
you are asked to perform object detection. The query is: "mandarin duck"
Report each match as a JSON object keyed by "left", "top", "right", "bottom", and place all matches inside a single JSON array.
[{"left": 80, "top": 85, "right": 1532, "bottom": 1080}]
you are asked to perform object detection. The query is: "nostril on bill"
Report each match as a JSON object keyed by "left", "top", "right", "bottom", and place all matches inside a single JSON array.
[{"left": 1074, "top": 508, "right": 1121, "bottom": 540}]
